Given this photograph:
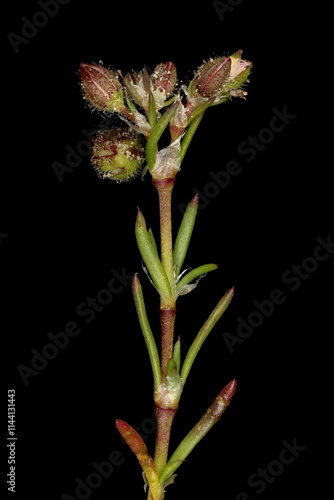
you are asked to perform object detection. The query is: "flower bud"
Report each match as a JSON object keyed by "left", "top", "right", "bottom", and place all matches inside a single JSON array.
[
  {"left": 91, "top": 127, "right": 146, "bottom": 182},
  {"left": 188, "top": 57, "right": 232, "bottom": 98},
  {"left": 214, "top": 50, "right": 253, "bottom": 102},
  {"left": 169, "top": 57, "right": 233, "bottom": 140},
  {"left": 228, "top": 50, "right": 253, "bottom": 87},
  {"left": 124, "top": 63, "right": 177, "bottom": 113},
  {"left": 151, "top": 62, "right": 177, "bottom": 97},
  {"left": 78, "top": 63, "right": 127, "bottom": 113},
  {"left": 123, "top": 71, "right": 147, "bottom": 110}
]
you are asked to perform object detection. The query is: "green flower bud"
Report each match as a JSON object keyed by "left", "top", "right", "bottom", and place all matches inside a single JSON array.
[{"left": 91, "top": 127, "right": 146, "bottom": 182}]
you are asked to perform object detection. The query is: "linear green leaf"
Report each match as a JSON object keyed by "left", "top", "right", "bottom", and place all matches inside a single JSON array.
[
  {"left": 132, "top": 274, "right": 161, "bottom": 390},
  {"left": 176, "top": 263, "right": 218, "bottom": 294},
  {"left": 163, "top": 95, "right": 177, "bottom": 107},
  {"left": 135, "top": 209, "right": 172, "bottom": 298},
  {"left": 173, "top": 194, "right": 199, "bottom": 276},
  {"left": 159, "top": 379, "right": 237, "bottom": 486},
  {"left": 148, "top": 227, "right": 159, "bottom": 257},
  {"left": 172, "top": 337, "right": 181, "bottom": 373},
  {"left": 180, "top": 287, "right": 234, "bottom": 386},
  {"left": 146, "top": 102, "right": 178, "bottom": 170},
  {"left": 148, "top": 91, "right": 157, "bottom": 127},
  {"left": 124, "top": 94, "right": 139, "bottom": 114}
]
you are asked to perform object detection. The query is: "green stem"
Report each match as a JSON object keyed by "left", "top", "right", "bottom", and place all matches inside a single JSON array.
[{"left": 180, "top": 112, "right": 205, "bottom": 163}]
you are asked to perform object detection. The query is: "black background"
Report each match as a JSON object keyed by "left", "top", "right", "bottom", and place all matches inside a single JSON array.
[{"left": 2, "top": 1, "right": 331, "bottom": 499}]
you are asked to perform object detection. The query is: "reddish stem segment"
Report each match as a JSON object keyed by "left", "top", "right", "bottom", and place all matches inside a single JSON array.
[
  {"left": 151, "top": 177, "right": 179, "bottom": 478},
  {"left": 153, "top": 177, "right": 175, "bottom": 297},
  {"left": 160, "top": 307, "right": 177, "bottom": 379},
  {"left": 154, "top": 406, "right": 177, "bottom": 475}
]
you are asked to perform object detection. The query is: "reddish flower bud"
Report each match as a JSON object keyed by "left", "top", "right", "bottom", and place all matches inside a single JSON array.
[
  {"left": 151, "top": 62, "right": 177, "bottom": 97},
  {"left": 91, "top": 127, "right": 146, "bottom": 182},
  {"left": 78, "top": 63, "right": 126, "bottom": 113},
  {"left": 189, "top": 57, "right": 232, "bottom": 98}
]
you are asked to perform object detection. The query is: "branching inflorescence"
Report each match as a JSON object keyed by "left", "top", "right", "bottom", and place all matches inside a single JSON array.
[{"left": 78, "top": 50, "right": 253, "bottom": 499}]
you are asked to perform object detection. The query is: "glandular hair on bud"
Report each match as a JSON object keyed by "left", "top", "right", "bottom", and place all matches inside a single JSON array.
[
  {"left": 78, "top": 63, "right": 126, "bottom": 113},
  {"left": 190, "top": 57, "right": 231, "bottom": 98},
  {"left": 91, "top": 127, "right": 146, "bottom": 182},
  {"left": 151, "top": 62, "right": 177, "bottom": 96}
]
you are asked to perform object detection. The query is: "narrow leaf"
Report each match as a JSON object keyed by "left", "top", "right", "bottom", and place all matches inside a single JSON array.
[
  {"left": 125, "top": 93, "right": 139, "bottom": 114},
  {"left": 159, "top": 379, "right": 237, "bottom": 486},
  {"left": 115, "top": 419, "right": 162, "bottom": 499},
  {"left": 176, "top": 263, "right": 218, "bottom": 295},
  {"left": 148, "top": 227, "right": 159, "bottom": 257},
  {"left": 172, "top": 337, "right": 181, "bottom": 373},
  {"left": 148, "top": 91, "right": 157, "bottom": 127},
  {"left": 135, "top": 208, "right": 172, "bottom": 299},
  {"left": 163, "top": 95, "right": 177, "bottom": 107},
  {"left": 146, "top": 102, "right": 178, "bottom": 169},
  {"left": 132, "top": 274, "right": 162, "bottom": 390},
  {"left": 166, "top": 357, "right": 178, "bottom": 378},
  {"left": 180, "top": 287, "right": 234, "bottom": 386},
  {"left": 173, "top": 194, "right": 199, "bottom": 276}
]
